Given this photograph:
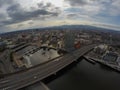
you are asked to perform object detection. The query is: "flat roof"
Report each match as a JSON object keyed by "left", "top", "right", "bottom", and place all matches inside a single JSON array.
[{"left": 24, "top": 48, "right": 60, "bottom": 66}]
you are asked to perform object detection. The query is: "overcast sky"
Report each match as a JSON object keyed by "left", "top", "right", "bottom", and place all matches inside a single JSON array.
[{"left": 0, "top": 0, "right": 120, "bottom": 32}]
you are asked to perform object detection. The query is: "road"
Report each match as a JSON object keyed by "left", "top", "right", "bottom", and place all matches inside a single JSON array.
[{"left": 0, "top": 44, "right": 96, "bottom": 90}]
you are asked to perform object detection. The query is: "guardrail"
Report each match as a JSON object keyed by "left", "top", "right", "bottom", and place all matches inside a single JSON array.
[{"left": 0, "top": 44, "right": 96, "bottom": 90}]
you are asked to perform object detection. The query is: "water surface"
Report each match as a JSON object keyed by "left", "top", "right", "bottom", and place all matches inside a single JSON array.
[{"left": 47, "top": 59, "right": 120, "bottom": 90}]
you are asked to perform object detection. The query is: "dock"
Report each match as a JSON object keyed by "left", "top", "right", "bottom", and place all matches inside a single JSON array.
[
  {"left": 84, "top": 55, "right": 120, "bottom": 72},
  {"left": 83, "top": 56, "right": 96, "bottom": 64}
]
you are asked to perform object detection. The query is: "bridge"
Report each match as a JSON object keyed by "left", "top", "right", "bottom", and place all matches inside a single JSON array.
[{"left": 0, "top": 44, "right": 96, "bottom": 90}]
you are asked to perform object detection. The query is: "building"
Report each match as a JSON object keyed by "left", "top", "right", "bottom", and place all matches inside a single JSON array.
[
  {"left": 102, "top": 51, "right": 119, "bottom": 64},
  {"left": 94, "top": 44, "right": 108, "bottom": 55},
  {"left": 0, "top": 41, "right": 6, "bottom": 51},
  {"left": 22, "top": 47, "right": 60, "bottom": 68},
  {"left": 12, "top": 44, "right": 62, "bottom": 68}
]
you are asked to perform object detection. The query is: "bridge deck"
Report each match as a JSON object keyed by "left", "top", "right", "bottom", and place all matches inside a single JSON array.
[{"left": 0, "top": 44, "right": 96, "bottom": 90}]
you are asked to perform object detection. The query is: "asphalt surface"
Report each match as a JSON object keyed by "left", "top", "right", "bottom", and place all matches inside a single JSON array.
[{"left": 0, "top": 44, "right": 96, "bottom": 90}]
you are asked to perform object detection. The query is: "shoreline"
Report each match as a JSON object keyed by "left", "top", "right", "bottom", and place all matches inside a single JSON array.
[{"left": 84, "top": 55, "right": 120, "bottom": 73}]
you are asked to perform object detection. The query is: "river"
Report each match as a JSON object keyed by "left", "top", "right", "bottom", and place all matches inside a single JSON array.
[{"left": 47, "top": 59, "right": 120, "bottom": 90}]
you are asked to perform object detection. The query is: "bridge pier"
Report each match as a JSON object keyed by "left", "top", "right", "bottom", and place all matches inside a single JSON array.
[
  {"left": 0, "top": 44, "right": 96, "bottom": 90},
  {"left": 22, "top": 81, "right": 50, "bottom": 90}
]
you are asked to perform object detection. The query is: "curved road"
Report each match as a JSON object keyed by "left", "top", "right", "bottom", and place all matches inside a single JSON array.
[{"left": 0, "top": 44, "right": 96, "bottom": 90}]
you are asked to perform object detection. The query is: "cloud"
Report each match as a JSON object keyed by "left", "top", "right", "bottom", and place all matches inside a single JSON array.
[
  {"left": 64, "top": 0, "right": 105, "bottom": 17},
  {"left": 0, "top": 0, "right": 14, "bottom": 7},
  {"left": 0, "top": 0, "right": 120, "bottom": 32},
  {"left": 109, "top": 0, "right": 120, "bottom": 16},
  {"left": 67, "top": 13, "right": 78, "bottom": 18},
  {"left": 66, "top": 13, "right": 91, "bottom": 20},
  {"left": 28, "top": 22, "right": 34, "bottom": 25},
  {"left": 17, "top": 24, "right": 24, "bottom": 27},
  {"left": 65, "top": 0, "right": 120, "bottom": 16},
  {"left": 65, "top": 0, "right": 111, "bottom": 6},
  {"left": 65, "top": 0, "right": 88, "bottom": 6},
  {"left": 92, "top": 22, "right": 120, "bottom": 30},
  {"left": 0, "top": 2, "right": 60, "bottom": 26},
  {"left": 0, "top": 13, "right": 7, "bottom": 21}
]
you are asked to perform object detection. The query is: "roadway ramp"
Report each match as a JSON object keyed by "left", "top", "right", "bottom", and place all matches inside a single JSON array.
[{"left": 0, "top": 44, "right": 96, "bottom": 90}]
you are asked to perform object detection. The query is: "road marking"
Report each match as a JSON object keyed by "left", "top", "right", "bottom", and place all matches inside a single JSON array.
[
  {"left": 0, "top": 80, "right": 10, "bottom": 83},
  {"left": 34, "top": 76, "right": 37, "bottom": 79}
]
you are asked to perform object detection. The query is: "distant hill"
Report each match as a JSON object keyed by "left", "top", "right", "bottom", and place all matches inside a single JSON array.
[
  {"left": 0, "top": 25, "right": 120, "bottom": 36},
  {"left": 46, "top": 25, "right": 120, "bottom": 35},
  {"left": 51, "top": 25, "right": 120, "bottom": 33}
]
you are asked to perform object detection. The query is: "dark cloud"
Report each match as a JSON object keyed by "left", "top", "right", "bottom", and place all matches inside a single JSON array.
[
  {"left": 0, "top": 0, "right": 14, "bottom": 7},
  {"left": 37, "top": 2, "right": 60, "bottom": 13},
  {"left": 38, "top": 2, "right": 52, "bottom": 9},
  {"left": 67, "top": 13, "right": 79, "bottom": 18},
  {"left": 46, "top": 2, "right": 52, "bottom": 7},
  {"left": 0, "top": 26, "right": 12, "bottom": 33},
  {"left": 65, "top": 0, "right": 112, "bottom": 7},
  {"left": 0, "top": 2, "right": 60, "bottom": 26},
  {"left": 65, "top": 0, "right": 89, "bottom": 6},
  {"left": 67, "top": 13, "right": 78, "bottom": 17},
  {"left": 0, "top": 14, "right": 6, "bottom": 21}
]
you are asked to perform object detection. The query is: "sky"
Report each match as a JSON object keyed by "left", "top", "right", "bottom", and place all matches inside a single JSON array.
[{"left": 0, "top": 0, "right": 120, "bottom": 33}]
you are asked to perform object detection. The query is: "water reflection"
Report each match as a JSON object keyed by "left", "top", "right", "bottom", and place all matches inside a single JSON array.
[{"left": 47, "top": 59, "right": 120, "bottom": 90}]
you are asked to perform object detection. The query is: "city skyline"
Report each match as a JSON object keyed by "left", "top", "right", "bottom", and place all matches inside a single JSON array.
[{"left": 0, "top": 0, "right": 120, "bottom": 32}]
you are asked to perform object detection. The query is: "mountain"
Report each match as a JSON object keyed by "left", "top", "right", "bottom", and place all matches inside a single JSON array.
[
  {"left": 48, "top": 25, "right": 120, "bottom": 34},
  {"left": 0, "top": 25, "right": 120, "bottom": 36}
]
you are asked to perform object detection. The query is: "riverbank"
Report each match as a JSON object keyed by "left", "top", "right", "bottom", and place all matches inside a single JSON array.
[{"left": 84, "top": 55, "right": 120, "bottom": 73}]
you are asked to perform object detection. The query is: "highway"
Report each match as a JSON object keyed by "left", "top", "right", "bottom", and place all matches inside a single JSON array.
[{"left": 0, "top": 44, "right": 96, "bottom": 90}]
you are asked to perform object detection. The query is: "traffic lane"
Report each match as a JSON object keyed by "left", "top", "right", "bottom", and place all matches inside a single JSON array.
[
  {"left": 0, "top": 47, "right": 91, "bottom": 89},
  {"left": 0, "top": 56, "right": 63, "bottom": 82},
  {"left": 10, "top": 53, "right": 83, "bottom": 90},
  {"left": 0, "top": 45, "right": 94, "bottom": 87},
  {"left": 1, "top": 54, "right": 77, "bottom": 89},
  {"left": 0, "top": 54, "right": 74, "bottom": 87},
  {"left": 0, "top": 44, "right": 95, "bottom": 88},
  {"left": 1, "top": 45, "right": 93, "bottom": 81}
]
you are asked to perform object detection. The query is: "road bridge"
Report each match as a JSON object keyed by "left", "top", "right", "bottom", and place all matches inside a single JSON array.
[{"left": 0, "top": 44, "right": 96, "bottom": 90}]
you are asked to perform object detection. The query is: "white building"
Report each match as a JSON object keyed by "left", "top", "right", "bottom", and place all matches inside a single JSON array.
[{"left": 22, "top": 47, "right": 60, "bottom": 68}]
